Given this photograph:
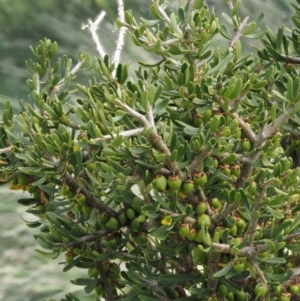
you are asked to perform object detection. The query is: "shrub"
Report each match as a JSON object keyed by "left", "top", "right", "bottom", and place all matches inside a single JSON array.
[{"left": 2, "top": 0, "right": 300, "bottom": 300}]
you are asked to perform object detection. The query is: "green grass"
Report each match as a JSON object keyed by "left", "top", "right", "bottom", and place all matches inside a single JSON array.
[{"left": 0, "top": 186, "right": 98, "bottom": 301}]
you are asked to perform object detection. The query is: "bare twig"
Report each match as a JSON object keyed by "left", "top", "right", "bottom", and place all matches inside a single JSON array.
[
  {"left": 92, "top": 128, "right": 144, "bottom": 143},
  {"left": 250, "top": 258, "right": 268, "bottom": 286},
  {"left": 64, "top": 172, "right": 118, "bottom": 217},
  {"left": 114, "top": 98, "right": 181, "bottom": 174},
  {"left": 228, "top": 17, "right": 249, "bottom": 52},
  {"left": 82, "top": 11, "right": 106, "bottom": 59},
  {"left": 49, "top": 60, "right": 86, "bottom": 96},
  {"left": 256, "top": 106, "right": 293, "bottom": 147},
  {"left": 52, "top": 229, "right": 110, "bottom": 248},
  {"left": 214, "top": 93, "right": 257, "bottom": 143},
  {"left": 139, "top": 276, "right": 172, "bottom": 301},
  {"left": 188, "top": 145, "right": 211, "bottom": 175},
  {"left": 0, "top": 146, "right": 13, "bottom": 154},
  {"left": 152, "top": 1, "right": 171, "bottom": 26},
  {"left": 245, "top": 185, "right": 266, "bottom": 245},
  {"left": 112, "top": 0, "right": 127, "bottom": 77},
  {"left": 188, "top": 0, "right": 195, "bottom": 13}
]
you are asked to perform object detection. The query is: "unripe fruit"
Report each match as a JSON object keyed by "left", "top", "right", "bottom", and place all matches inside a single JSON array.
[
  {"left": 202, "top": 108, "right": 213, "bottom": 122},
  {"left": 131, "top": 218, "right": 141, "bottom": 231},
  {"left": 193, "top": 114, "right": 203, "bottom": 127},
  {"left": 235, "top": 290, "right": 247, "bottom": 301},
  {"left": 153, "top": 175, "right": 167, "bottom": 192},
  {"left": 254, "top": 283, "right": 268, "bottom": 297},
  {"left": 217, "top": 284, "right": 228, "bottom": 297},
  {"left": 231, "top": 164, "right": 241, "bottom": 177},
  {"left": 192, "top": 246, "right": 208, "bottom": 264},
  {"left": 196, "top": 202, "right": 207, "bottom": 214},
  {"left": 186, "top": 229, "right": 196, "bottom": 241},
  {"left": 211, "top": 198, "right": 222, "bottom": 209},
  {"left": 197, "top": 214, "right": 211, "bottom": 227},
  {"left": 97, "top": 212, "right": 108, "bottom": 225},
  {"left": 88, "top": 266, "right": 99, "bottom": 278},
  {"left": 279, "top": 292, "right": 291, "bottom": 301},
  {"left": 82, "top": 204, "right": 92, "bottom": 217},
  {"left": 241, "top": 138, "right": 251, "bottom": 151},
  {"left": 182, "top": 180, "right": 195, "bottom": 194},
  {"left": 26, "top": 185, "right": 37, "bottom": 194},
  {"left": 193, "top": 171, "right": 208, "bottom": 186},
  {"left": 118, "top": 212, "right": 128, "bottom": 226},
  {"left": 167, "top": 175, "right": 182, "bottom": 190},
  {"left": 194, "top": 230, "right": 203, "bottom": 243},
  {"left": 219, "top": 164, "right": 231, "bottom": 176},
  {"left": 288, "top": 284, "right": 299, "bottom": 295},
  {"left": 94, "top": 284, "right": 104, "bottom": 296},
  {"left": 232, "top": 261, "right": 245, "bottom": 273},
  {"left": 18, "top": 174, "right": 28, "bottom": 185},
  {"left": 76, "top": 194, "right": 86, "bottom": 206},
  {"left": 65, "top": 251, "right": 74, "bottom": 264},
  {"left": 61, "top": 185, "right": 70, "bottom": 196},
  {"left": 105, "top": 217, "right": 119, "bottom": 231},
  {"left": 126, "top": 208, "right": 136, "bottom": 220},
  {"left": 85, "top": 162, "right": 96, "bottom": 173},
  {"left": 179, "top": 223, "right": 189, "bottom": 237},
  {"left": 226, "top": 291, "right": 235, "bottom": 301}
]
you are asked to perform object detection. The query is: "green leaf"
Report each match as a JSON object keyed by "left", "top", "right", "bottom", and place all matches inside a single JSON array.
[
  {"left": 150, "top": 225, "right": 172, "bottom": 240},
  {"left": 212, "top": 262, "right": 232, "bottom": 278},
  {"left": 265, "top": 205, "right": 284, "bottom": 219},
  {"left": 207, "top": 53, "right": 233, "bottom": 75},
  {"left": 140, "top": 18, "right": 160, "bottom": 26},
  {"left": 222, "top": 13, "right": 234, "bottom": 25},
  {"left": 265, "top": 257, "right": 286, "bottom": 264}
]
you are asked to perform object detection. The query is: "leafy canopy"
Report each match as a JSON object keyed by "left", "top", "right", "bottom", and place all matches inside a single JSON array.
[{"left": 2, "top": 0, "right": 300, "bottom": 300}]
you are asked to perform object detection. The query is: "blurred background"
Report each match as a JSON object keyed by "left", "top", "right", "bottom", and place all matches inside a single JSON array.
[{"left": 0, "top": 0, "right": 294, "bottom": 300}]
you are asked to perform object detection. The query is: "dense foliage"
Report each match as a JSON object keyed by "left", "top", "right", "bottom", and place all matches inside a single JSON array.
[{"left": 2, "top": 0, "right": 300, "bottom": 300}]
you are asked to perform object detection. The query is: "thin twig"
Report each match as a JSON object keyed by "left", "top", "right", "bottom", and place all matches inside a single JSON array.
[
  {"left": 228, "top": 17, "right": 249, "bottom": 52},
  {"left": 147, "top": 104, "right": 155, "bottom": 126},
  {"left": 139, "top": 276, "right": 172, "bottom": 301},
  {"left": 188, "top": 145, "right": 211, "bottom": 175},
  {"left": 49, "top": 60, "right": 85, "bottom": 96},
  {"left": 82, "top": 11, "right": 106, "bottom": 59},
  {"left": 92, "top": 128, "right": 144, "bottom": 142},
  {"left": 153, "top": 1, "right": 171, "bottom": 26},
  {"left": 188, "top": 0, "right": 195, "bottom": 13},
  {"left": 256, "top": 106, "right": 293, "bottom": 147},
  {"left": 245, "top": 186, "right": 266, "bottom": 245},
  {"left": 64, "top": 172, "right": 118, "bottom": 217},
  {"left": 0, "top": 146, "right": 13, "bottom": 154},
  {"left": 214, "top": 93, "right": 257, "bottom": 142},
  {"left": 52, "top": 229, "right": 110, "bottom": 248},
  {"left": 112, "top": 0, "right": 127, "bottom": 77}
]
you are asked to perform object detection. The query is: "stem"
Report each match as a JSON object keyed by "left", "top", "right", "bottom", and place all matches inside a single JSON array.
[
  {"left": 188, "top": 145, "right": 211, "bottom": 175},
  {"left": 92, "top": 128, "right": 144, "bottom": 142},
  {"left": 112, "top": 0, "right": 126, "bottom": 77},
  {"left": 245, "top": 185, "right": 266, "bottom": 246},
  {"left": 0, "top": 146, "right": 13, "bottom": 154},
  {"left": 82, "top": 11, "right": 106, "bottom": 59},
  {"left": 228, "top": 17, "right": 249, "bottom": 52},
  {"left": 64, "top": 172, "right": 118, "bottom": 217}
]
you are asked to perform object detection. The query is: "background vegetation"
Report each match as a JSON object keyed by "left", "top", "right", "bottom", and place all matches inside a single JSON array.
[{"left": 0, "top": 1, "right": 296, "bottom": 300}]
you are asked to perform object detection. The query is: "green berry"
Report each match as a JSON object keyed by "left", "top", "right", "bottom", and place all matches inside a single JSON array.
[
  {"left": 105, "top": 217, "right": 119, "bottom": 231},
  {"left": 88, "top": 266, "right": 99, "bottom": 278},
  {"left": 196, "top": 202, "right": 207, "bottom": 214},
  {"left": 183, "top": 180, "right": 195, "bottom": 194},
  {"left": 167, "top": 175, "right": 182, "bottom": 190},
  {"left": 153, "top": 175, "right": 167, "bottom": 191},
  {"left": 179, "top": 223, "right": 189, "bottom": 237},
  {"left": 193, "top": 171, "right": 208, "bottom": 186},
  {"left": 197, "top": 214, "right": 211, "bottom": 227}
]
